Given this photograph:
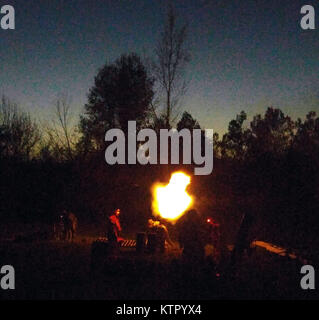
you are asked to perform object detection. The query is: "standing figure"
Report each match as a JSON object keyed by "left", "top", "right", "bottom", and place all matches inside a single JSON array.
[
  {"left": 67, "top": 211, "right": 78, "bottom": 241},
  {"left": 230, "top": 213, "right": 254, "bottom": 268},
  {"left": 107, "top": 208, "right": 123, "bottom": 244},
  {"left": 206, "top": 217, "right": 221, "bottom": 261},
  {"left": 63, "top": 210, "right": 78, "bottom": 241},
  {"left": 176, "top": 209, "right": 206, "bottom": 262},
  {"left": 148, "top": 219, "right": 174, "bottom": 252},
  {"left": 53, "top": 214, "right": 65, "bottom": 240}
]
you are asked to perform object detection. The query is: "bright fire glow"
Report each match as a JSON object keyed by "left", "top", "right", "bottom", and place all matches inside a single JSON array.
[{"left": 152, "top": 172, "right": 193, "bottom": 222}]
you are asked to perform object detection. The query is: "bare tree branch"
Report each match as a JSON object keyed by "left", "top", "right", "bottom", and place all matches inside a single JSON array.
[{"left": 153, "top": 4, "right": 190, "bottom": 128}]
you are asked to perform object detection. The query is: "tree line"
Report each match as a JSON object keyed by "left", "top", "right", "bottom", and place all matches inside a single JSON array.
[{"left": 0, "top": 5, "right": 318, "bottom": 255}]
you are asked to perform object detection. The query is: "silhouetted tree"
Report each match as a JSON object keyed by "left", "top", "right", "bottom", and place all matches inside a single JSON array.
[
  {"left": 221, "top": 111, "right": 249, "bottom": 160},
  {"left": 0, "top": 96, "right": 40, "bottom": 160},
  {"left": 213, "top": 132, "right": 222, "bottom": 158},
  {"left": 79, "top": 53, "right": 154, "bottom": 151},
  {"left": 177, "top": 111, "right": 200, "bottom": 131},
  {"left": 40, "top": 94, "right": 78, "bottom": 162},
  {"left": 248, "top": 107, "right": 295, "bottom": 158},
  {"left": 294, "top": 111, "right": 319, "bottom": 158},
  {"left": 153, "top": 4, "right": 190, "bottom": 128}
]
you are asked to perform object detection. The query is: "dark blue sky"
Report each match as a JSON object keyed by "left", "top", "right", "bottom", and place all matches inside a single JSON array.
[{"left": 0, "top": 0, "right": 318, "bottom": 133}]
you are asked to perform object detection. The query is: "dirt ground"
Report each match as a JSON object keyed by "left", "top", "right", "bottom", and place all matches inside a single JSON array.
[{"left": 0, "top": 227, "right": 318, "bottom": 300}]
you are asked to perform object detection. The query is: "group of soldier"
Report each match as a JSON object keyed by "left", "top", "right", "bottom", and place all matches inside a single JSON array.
[
  {"left": 55, "top": 206, "right": 252, "bottom": 270},
  {"left": 53, "top": 210, "right": 78, "bottom": 241},
  {"left": 106, "top": 207, "right": 222, "bottom": 261},
  {"left": 54, "top": 206, "right": 252, "bottom": 271}
]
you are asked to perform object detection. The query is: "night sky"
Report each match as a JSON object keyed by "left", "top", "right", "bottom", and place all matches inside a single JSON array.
[{"left": 0, "top": 0, "right": 318, "bottom": 134}]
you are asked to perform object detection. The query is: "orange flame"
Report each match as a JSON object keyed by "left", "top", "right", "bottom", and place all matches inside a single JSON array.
[{"left": 152, "top": 171, "right": 193, "bottom": 222}]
